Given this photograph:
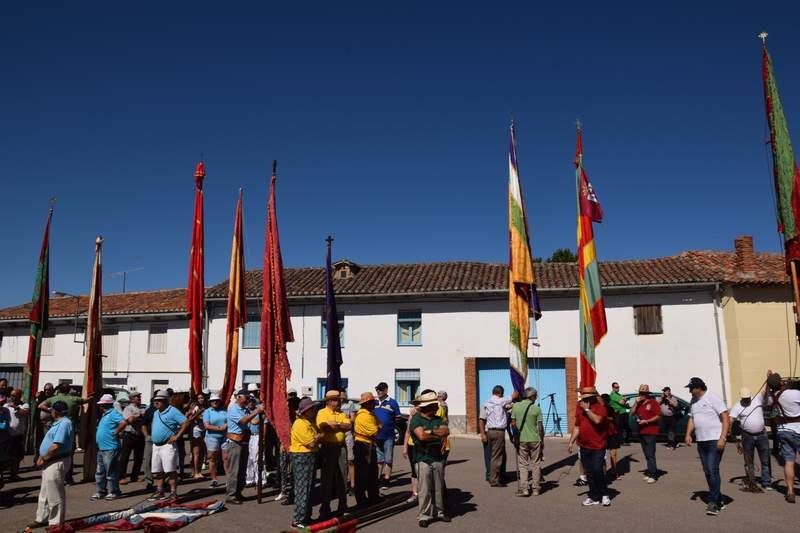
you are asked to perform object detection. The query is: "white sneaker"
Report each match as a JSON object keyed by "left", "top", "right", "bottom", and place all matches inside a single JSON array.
[
  {"left": 582, "top": 497, "right": 600, "bottom": 506},
  {"left": 275, "top": 492, "right": 286, "bottom": 502},
  {"left": 601, "top": 496, "right": 611, "bottom": 506},
  {"left": 646, "top": 477, "right": 656, "bottom": 484}
]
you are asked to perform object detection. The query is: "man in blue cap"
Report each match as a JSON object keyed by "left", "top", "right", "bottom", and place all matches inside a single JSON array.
[{"left": 29, "top": 400, "right": 74, "bottom": 528}]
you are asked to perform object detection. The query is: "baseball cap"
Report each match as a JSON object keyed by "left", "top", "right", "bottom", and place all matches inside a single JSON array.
[
  {"left": 52, "top": 400, "right": 69, "bottom": 413},
  {"left": 152, "top": 390, "right": 168, "bottom": 400},
  {"left": 740, "top": 387, "right": 752, "bottom": 398},
  {"left": 209, "top": 393, "right": 221, "bottom": 402},
  {"left": 375, "top": 382, "right": 389, "bottom": 391},
  {"left": 247, "top": 383, "right": 259, "bottom": 392},
  {"left": 298, "top": 398, "right": 317, "bottom": 414},
  {"left": 236, "top": 388, "right": 249, "bottom": 397},
  {"left": 685, "top": 377, "right": 706, "bottom": 389}
]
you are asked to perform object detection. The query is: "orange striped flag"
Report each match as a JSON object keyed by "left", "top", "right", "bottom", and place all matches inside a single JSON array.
[{"left": 220, "top": 190, "right": 247, "bottom": 405}]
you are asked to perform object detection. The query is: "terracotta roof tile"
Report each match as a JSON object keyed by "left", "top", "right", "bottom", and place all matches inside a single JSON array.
[{"left": 0, "top": 250, "right": 787, "bottom": 321}]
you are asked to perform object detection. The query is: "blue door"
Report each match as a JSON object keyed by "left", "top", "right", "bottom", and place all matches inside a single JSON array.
[{"left": 476, "top": 358, "right": 567, "bottom": 435}]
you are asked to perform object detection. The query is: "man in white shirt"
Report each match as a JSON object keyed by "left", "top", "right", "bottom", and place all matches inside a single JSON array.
[
  {"left": 6, "top": 388, "right": 30, "bottom": 480},
  {"left": 483, "top": 385, "right": 512, "bottom": 487},
  {"left": 684, "top": 377, "right": 730, "bottom": 516},
  {"left": 729, "top": 387, "right": 771, "bottom": 491},
  {"left": 764, "top": 370, "right": 800, "bottom": 504}
]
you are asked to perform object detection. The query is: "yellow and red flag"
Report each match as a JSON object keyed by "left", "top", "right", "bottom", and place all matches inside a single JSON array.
[
  {"left": 575, "top": 126, "right": 607, "bottom": 388},
  {"left": 220, "top": 190, "right": 247, "bottom": 406},
  {"left": 508, "top": 122, "right": 541, "bottom": 393}
]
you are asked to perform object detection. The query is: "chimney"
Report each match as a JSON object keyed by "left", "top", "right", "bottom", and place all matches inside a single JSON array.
[{"left": 734, "top": 236, "right": 756, "bottom": 275}]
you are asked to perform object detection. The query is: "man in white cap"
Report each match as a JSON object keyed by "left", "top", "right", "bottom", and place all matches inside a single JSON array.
[
  {"left": 91, "top": 393, "right": 137, "bottom": 500},
  {"left": 410, "top": 390, "right": 450, "bottom": 527},
  {"left": 28, "top": 400, "right": 73, "bottom": 528},
  {"left": 148, "top": 389, "right": 196, "bottom": 501},
  {"left": 729, "top": 386, "right": 771, "bottom": 491}
]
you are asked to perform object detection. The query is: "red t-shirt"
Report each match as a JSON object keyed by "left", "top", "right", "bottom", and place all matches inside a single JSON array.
[
  {"left": 605, "top": 405, "right": 618, "bottom": 436},
  {"left": 574, "top": 402, "right": 608, "bottom": 450},
  {"left": 633, "top": 397, "right": 660, "bottom": 436}
]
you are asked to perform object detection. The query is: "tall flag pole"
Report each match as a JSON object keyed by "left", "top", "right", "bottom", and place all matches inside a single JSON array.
[
  {"left": 324, "top": 235, "right": 343, "bottom": 392},
  {"left": 260, "top": 160, "right": 295, "bottom": 502},
  {"left": 575, "top": 123, "right": 607, "bottom": 388},
  {"left": 23, "top": 203, "right": 54, "bottom": 406},
  {"left": 80, "top": 236, "right": 104, "bottom": 482},
  {"left": 760, "top": 32, "right": 800, "bottom": 349},
  {"left": 187, "top": 162, "right": 206, "bottom": 396},
  {"left": 220, "top": 189, "right": 247, "bottom": 406},
  {"left": 508, "top": 121, "right": 541, "bottom": 394}
]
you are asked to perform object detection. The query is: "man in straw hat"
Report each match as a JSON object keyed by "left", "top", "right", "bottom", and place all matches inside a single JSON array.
[
  {"left": 410, "top": 390, "right": 451, "bottom": 527},
  {"left": 511, "top": 387, "right": 544, "bottom": 497},
  {"left": 630, "top": 384, "right": 661, "bottom": 483},
  {"left": 290, "top": 397, "right": 322, "bottom": 529},
  {"left": 28, "top": 400, "right": 73, "bottom": 529},
  {"left": 729, "top": 385, "right": 771, "bottom": 491},
  {"left": 353, "top": 391, "right": 381, "bottom": 507},
  {"left": 568, "top": 386, "right": 610, "bottom": 507},
  {"left": 316, "top": 389, "right": 352, "bottom": 518}
]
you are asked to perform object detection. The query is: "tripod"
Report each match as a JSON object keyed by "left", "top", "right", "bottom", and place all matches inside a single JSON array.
[{"left": 543, "top": 393, "right": 563, "bottom": 437}]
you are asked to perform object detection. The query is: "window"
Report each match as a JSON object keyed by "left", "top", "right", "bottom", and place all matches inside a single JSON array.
[
  {"left": 151, "top": 379, "right": 168, "bottom": 399},
  {"left": 242, "top": 370, "right": 260, "bottom": 389},
  {"left": 103, "top": 377, "right": 127, "bottom": 388},
  {"left": 242, "top": 314, "right": 261, "bottom": 349},
  {"left": 321, "top": 312, "right": 345, "bottom": 348},
  {"left": 397, "top": 311, "right": 422, "bottom": 346},
  {"left": 102, "top": 327, "right": 118, "bottom": 358},
  {"left": 41, "top": 330, "right": 56, "bottom": 356},
  {"left": 395, "top": 368, "right": 420, "bottom": 407},
  {"left": 147, "top": 324, "right": 168, "bottom": 353},
  {"left": 316, "top": 377, "right": 349, "bottom": 400},
  {"left": 634, "top": 305, "right": 663, "bottom": 335}
]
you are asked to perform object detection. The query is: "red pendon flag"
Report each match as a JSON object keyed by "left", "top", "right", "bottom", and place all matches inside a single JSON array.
[
  {"left": 81, "top": 236, "right": 104, "bottom": 481},
  {"left": 23, "top": 206, "right": 53, "bottom": 404},
  {"left": 187, "top": 162, "right": 206, "bottom": 396},
  {"left": 261, "top": 161, "right": 295, "bottom": 449},
  {"left": 220, "top": 190, "right": 247, "bottom": 406}
]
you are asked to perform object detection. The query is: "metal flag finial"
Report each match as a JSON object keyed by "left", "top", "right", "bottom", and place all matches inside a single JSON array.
[
  {"left": 759, "top": 31, "right": 768, "bottom": 45},
  {"left": 576, "top": 118, "right": 582, "bottom": 130}
]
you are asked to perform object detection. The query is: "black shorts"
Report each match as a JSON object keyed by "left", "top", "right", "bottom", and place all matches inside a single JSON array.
[{"left": 606, "top": 434, "right": 621, "bottom": 450}]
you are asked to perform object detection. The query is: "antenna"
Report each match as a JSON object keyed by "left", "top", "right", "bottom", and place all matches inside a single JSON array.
[{"left": 109, "top": 267, "right": 145, "bottom": 293}]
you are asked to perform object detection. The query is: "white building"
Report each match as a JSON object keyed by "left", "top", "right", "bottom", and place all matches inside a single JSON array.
[{"left": 0, "top": 241, "right": 784, "bottom": 433}]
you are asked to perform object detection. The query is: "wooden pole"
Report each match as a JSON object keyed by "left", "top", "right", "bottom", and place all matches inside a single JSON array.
[
  {"left": 790, "top": 261, "right": 800, "bottom": 341},
  {"left": 257, "top": 411, "right": 264, "bottom": 503}
]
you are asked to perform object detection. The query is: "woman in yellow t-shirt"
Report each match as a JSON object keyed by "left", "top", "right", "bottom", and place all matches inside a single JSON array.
[
  {"left": 290, "top": 398, "right": 321, "bottom": 529},
  {"left": 353, "top": 392, "right": 381, "bottom": 506}
]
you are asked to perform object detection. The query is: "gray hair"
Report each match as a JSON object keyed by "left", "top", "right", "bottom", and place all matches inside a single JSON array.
[
  {"left": 437, "top": 390, "right": 448, "bottom": 400},
  {"left": 523, "top": 387, "right": 538, "bottom": 399}
]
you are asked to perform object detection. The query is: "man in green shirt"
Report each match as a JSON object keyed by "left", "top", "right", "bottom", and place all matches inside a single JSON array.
[
  {"left": 608, "top": 382, "right": 630, "bottom": 443},
  {"left": 38, "top": 383, "right": 93, "bottom": 484},
  {"left": 410, "top": 391, "right": 450, "bottom": 528},
  {"left": 511, "top": 387, "right": 545, "bottom": 497}
]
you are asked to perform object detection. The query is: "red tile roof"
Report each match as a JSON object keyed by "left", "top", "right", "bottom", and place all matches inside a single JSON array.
[{"left": 0, "top": 250, "right": 787, "bottom": 321}]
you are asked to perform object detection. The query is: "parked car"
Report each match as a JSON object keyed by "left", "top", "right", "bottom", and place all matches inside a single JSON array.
[
  {"left": 394, "top": 414, "right": 409, "bottom": 445},
  {"left": 622, "top": 392, "right": 691, "bottom": 442}
]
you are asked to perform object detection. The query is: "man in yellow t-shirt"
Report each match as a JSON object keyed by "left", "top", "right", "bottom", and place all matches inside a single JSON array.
[
  {"left": 353, "top": 392, "right": 381, "bottom": 507},
  {"left": 290, "top": 398, "right": 320, "bottom": 529},
  {"left": 316, "top": 390, "right": 352, "bottom": 518}
]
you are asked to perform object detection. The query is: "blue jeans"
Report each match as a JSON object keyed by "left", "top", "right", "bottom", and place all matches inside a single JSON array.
[
  {"left": 96, "top": 449, "right": 121, "bottom": 496},
  {"left": 640, "top": 435, "right": 658, "bottom": 477},
  {"left": 579, "top": 447, "right": 607, "bottom": 501},
  {"left": 777, "top": 430, "right": 800, "bottom": 463},
  {"left": 741, "top": 432, "right": 771, "bottom": 486},
  {"left": 697, "top": 441, "right": 724, "bottom": 504}
]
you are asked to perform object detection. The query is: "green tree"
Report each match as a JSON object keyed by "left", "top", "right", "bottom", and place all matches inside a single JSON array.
[{"left": 546, "top": 248, "right": 577, "bottom": 263}]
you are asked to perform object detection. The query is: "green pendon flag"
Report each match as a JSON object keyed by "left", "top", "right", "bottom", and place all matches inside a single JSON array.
[
  {"left": 23, "top": 207, "right": 53, "bottom": 404},
  {"left": 762, "top": 41, "right": 800, "bottom": 271}
]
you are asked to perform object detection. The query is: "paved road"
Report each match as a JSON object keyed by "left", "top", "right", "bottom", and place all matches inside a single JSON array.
[{"left": 2, "top": 437, "right": 798, "bottom": 532}]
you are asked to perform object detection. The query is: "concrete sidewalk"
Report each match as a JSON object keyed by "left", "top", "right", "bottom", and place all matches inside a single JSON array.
[{"left": 1, "top": 437, "right": 797, "bottom": 532}]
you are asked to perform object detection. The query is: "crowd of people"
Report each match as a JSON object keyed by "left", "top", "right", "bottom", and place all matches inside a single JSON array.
[
  {"left": 478, "top": 371, "right": 800, "bottom": 517},
  {"left": 2, "top": 368, "right": 798, "bottom": 529}
]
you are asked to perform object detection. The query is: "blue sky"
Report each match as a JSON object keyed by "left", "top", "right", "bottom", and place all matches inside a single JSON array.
[{"left": 1, "top": 2, "right": 797, "bottom": 306}]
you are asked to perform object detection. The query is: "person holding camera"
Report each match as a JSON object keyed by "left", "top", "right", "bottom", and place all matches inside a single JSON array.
[
  {"left": 763, "top": 370, "right": 800, "bottom": 504},
  {"left": 660, "top": 387, "right": 679, "bottom": 449}
]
